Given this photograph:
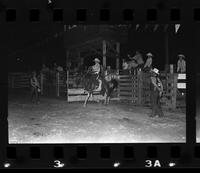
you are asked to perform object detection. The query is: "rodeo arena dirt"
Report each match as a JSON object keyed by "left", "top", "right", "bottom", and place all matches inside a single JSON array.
[{"left": 7, "top": 25, "right": 186, "bottom": 143}]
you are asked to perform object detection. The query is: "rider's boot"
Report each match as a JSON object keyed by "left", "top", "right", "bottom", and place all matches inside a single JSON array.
[{"left": 95, "top": 79, "right": 102, "bottom": 91}]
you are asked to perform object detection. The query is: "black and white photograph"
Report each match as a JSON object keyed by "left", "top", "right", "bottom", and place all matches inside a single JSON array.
[{"left": 7, "top": 24, "right": 186, "bottom": 143}]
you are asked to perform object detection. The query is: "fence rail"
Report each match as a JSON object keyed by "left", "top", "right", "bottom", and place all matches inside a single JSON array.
[
  {"left": 118, "top": 71, "right": 185, "bottom": 109},
  {"left": 8, "top": 71, "right": 186, "bottom": 109}
]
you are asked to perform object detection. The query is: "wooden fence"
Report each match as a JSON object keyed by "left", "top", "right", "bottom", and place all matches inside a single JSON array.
[
  {"left": 8, "top": 71, "right": 185, "bottom": 109},
  {"left": 41, "top": 71, "right": 67, "bottom": 97},
  {"left": 8, "top": 73, "right": 31, "bottom": 89},
  {"left": 118, "top": 71, "right": 185, "bottom": 109}
]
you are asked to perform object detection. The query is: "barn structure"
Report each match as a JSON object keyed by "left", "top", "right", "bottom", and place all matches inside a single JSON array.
[{"left": 63, "top": 24, "right": 179, "bottom": 72}]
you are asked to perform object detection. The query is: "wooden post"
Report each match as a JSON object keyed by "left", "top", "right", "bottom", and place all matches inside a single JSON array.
[
  {"left": 102, "top": 40, "right": 106, "bottom": 68},
  {"left": 40, "top": 72, "right": 43, "bottom": 95},
  {"left": 138, "top": 72, "right": 143, "bottom": 105},
  {"left": 164, "top": 31, "right": 169, "bottom": 73},
  {"left": 78, "top": 51, "right": 81, "bottom": 66},
  {"left": 171, "top": 74, "right": 178, "bottom": 110},
  {"left": 56, "top": 72, "right": 60, "bottom": 97},
  {"left": 131, "top": 74, "right": 134, "bottom": 103},
  {"left": 66, "top": 50, "right": 69, "bottom": 71},
  {"left": 116, "top": 42, "right": 120, "bottom": 70},
  {"left": 11, "top": 75, "right": 14, "bottom": 88},
  {"left": 65, "top": 50, "right": 69, "bottom": 101},
  {"left": 66, "top": 70, "right": 69, "bottom": 102}
]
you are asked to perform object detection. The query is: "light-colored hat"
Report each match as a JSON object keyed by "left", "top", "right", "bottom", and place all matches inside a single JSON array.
[
  {"left": 94, "top": 58, "right": 100, "bottom": 62},
  {"left": 146, "top": 52, "right": 153, "bottom": 57},
  {"left": 178, "top": 54, "right": 185, "bottom": 58},
  {"left": 151, "top": 68, "right": 159, "bottom": 75}
]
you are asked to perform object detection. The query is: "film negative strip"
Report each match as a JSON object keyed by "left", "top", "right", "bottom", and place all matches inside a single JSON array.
[{"left": 0, "top": 0, "right": 200, "bottom": 169}]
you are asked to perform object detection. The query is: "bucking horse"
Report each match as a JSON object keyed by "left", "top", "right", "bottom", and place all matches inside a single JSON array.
[{"left": 81, "top": 66, "right": 118, "bottom": 107}]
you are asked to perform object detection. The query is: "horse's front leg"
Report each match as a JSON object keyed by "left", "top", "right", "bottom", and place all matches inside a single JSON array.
[
  {"left": 104, "top": 92, "right": 107, "bottom": 105},
  {"left": 83, "top": 92, "right": 91, "bottom": 107}
]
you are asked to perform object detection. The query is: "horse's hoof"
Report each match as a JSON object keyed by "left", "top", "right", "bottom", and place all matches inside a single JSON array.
[{"left": 83, "top": 104, "right": 86, "bottom": 107}]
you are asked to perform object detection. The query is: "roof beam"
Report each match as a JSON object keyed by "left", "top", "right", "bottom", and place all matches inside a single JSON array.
[{"left": 67, "top": 37, "right": 103, "bottom": 51}]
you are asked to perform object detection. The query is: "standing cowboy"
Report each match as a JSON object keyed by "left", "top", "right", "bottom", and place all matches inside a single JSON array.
[
  {"left": 92, "top": 58, "right": 102, "bottom": 91},
  {"left": 30, "top": 71, "right": 40, "bottom": 103},
  {"left": 177, "top": 54, "right": 186, "bottom": 73},
  {"left": 149, "top": 68, "right": 164, "bottom": 118},
  {"left": 143, "top": 52, "right": 153, "bottom": 72}
]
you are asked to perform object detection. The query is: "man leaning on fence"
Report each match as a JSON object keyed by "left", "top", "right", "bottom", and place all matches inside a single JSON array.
[
  {"left": 149, "top": 68, "right": 164, "bottom": 118},
  {"left": 30, "top": 71, "right": 40, "bottom": 104},
  {"left": 143, "top": 52, "right": 153, "bottom": 73},
  {"left": 177, "top": 54, "right": 186, "bottom": 73}
]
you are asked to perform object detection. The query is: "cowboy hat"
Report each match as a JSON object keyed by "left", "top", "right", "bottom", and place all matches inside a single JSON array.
[
  {"left": 94, "top": 58, "right": 100, "bottom": 62},
  {"left": 151, "top": 68, "right": 159, "bottom": 75},
  {"left": 146, "top": 52, "right": 153, "bottom": 57},
  {"left": 178, "top": 54, "right": 185, "bottom": 58}
]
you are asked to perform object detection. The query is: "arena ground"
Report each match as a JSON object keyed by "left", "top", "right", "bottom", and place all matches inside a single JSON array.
[{"left": 8, "top": 90, "right": 186, "bottom": 143}]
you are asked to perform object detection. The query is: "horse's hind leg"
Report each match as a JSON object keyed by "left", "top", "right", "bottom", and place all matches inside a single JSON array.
[
  {"left": 107, "top": 96, "right": 110, "bottom": 105},
  {"left": 83, "top": 93, "right": 91, "bottom": 107}
]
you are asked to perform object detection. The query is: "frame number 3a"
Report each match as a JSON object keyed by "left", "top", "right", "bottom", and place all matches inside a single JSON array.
[{"left": 145, "top": 160, "right": 161, "bottom": 168}]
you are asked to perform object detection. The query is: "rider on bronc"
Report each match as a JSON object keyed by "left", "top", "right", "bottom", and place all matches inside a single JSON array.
[{"left": 92, "top": 58, "right": 102, "bottom": 91}]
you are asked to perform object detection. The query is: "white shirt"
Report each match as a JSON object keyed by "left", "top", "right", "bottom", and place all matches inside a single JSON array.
[
  {"left": 122, "top": 62, "right": 129, "bottom": 70},
  {"left": 31, "top": 77, "right": 39, "bottom": 88},
  {"left": 177, "top": 59, "right": 186, "bottom": 73}
]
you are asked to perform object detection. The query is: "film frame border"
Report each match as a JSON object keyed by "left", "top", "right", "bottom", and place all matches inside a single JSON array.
[{"left": 0, "top": 0, "right": 199, "bottom": 168}]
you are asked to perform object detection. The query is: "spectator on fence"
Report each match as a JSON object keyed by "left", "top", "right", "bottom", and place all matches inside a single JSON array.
[
  {"left": 107, "top": 66, "right": 111, "bottom": 73},
  {"left": 122, "top": 59, "right": 128, "bottom": 70},
  {"left": 122, "top": 59, "right": 129, "bottom": 74},
  {"left": 57, "top": 65, "right": 64, "bottom": 72},
  {"left": 41, "top": 64, "right": 50, "bottom": 73},
  {"left": 53, "top": 62, "right": 58, "bottom": 71},
  {"left": 143, "top": 52, "right": 153, "bottom": 73},
  {"left": 177, "top": 54, "right": 186, "bottom": 73},
  {"left": 133, "top": 51, "right": 144, "bottom": 69},
  {"left": 30, "top": 71, "right": 40, "bottom": 104},
  {"left": 149, "top": 68, "right": 164, "bottom": 118},
  {"left": 127, "top": 54, "right": 135, "bottom": 61}
]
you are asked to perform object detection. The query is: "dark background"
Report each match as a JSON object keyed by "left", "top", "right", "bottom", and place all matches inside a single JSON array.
[{"left": 2, "top": 24, "right": 190, "bottom": 72}]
